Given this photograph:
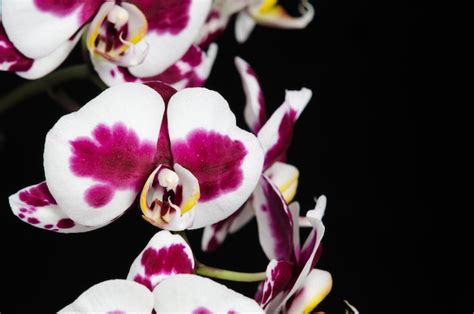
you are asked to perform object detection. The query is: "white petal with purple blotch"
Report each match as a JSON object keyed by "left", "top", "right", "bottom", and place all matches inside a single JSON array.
[
  {"left": 58, "top": 279, "right": 154, "bottom": 313},
  {"left": 92, "top": 43, "right": 218, "bottom": 90},
  {"left": 235, "top": 57, "right": 266, "bottom": 133},
  {"left": 9, "top": 182, "right": 101, "bottom": 233},
  {"left": 258, "top": 88, "right": 312, "bottom": 168},
  {"left": 127, "top": 230, "right": 194, "bottom": 291},
  {"left": 2, "top": 0, "right": 100, "bottom": 59},
  {"left": 167, "top": 88, "right": 264, "bottom": 229},
  {"left": 253, "top": 175, "right": 294, "bottom": 261},
  {"left": 152, "top": 274, "right": 263, "bottom": 313},
  {"left": 128, "top": 0, "right": 211, "bottom": 77},
  {"left": 259, "top": 259, "right": 293, "bottom": 309},
  {"left": 44, "top": 83, "right": 165, "bottom": 226},
  {"left": 281, "top": 200, "right": 326, "bottom": 308}
]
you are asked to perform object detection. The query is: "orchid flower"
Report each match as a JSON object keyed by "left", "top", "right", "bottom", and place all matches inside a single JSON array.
[
  {"left": 197, "top": 0, "right": 315, "bottom": 48},
  {"left": 0, "top": 0, "right": 216, "bottom": 88},
  {"left": 202, "top": 57, "right": 311, "bottom": 251},
  {"left": 253, "top": 178, "right": 331, "bottom": 313},
  {"left": 9, "top": 82, "right": 264, "bottom": 232},
  {"left": 59, "top": 230, "right": 263, "bottom": 313}
]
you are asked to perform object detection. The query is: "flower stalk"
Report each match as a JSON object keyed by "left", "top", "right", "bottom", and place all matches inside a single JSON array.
[
  {"left": 195, "top": 263, "right": 267, "bottom": 282},
  {"left": 0, "top": 64, "right": 90, "bottom": 114}
]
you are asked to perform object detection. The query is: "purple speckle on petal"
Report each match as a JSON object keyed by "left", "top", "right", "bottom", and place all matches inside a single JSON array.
[
  {"left": 27, "top": 217, "right": 40, "bottom": 224},
  {"left": 19, "top": 208, "right": 27, "bottom": 213},
  {"left": 57, "top": 218, "right": 76, "bottom": 229},
  {"left": 110, "top": 70, "right": 115, "bottom": 78},
  {"left": 18, "top": 214, "right": 25, "bottom": 219},
  {"left": 19, "top": 182, "right": 57, "bottom": 207},
  {"left": 44, "top": 224, "right": 54, "bottom": 229},
  {"left": 131, "top": 0, "right": 191, "bottom": 34},
  {"left": 107, "top": 311, "right": 125, "bottom": 314},
  {"left": 69, "top": 123, "right": 156, "bottom": 191},
  {"left": 172, "top": 130, "right": 247, "bottom": 201},
  {"left": 193, "top": 307, "right": 212, "bottom": 314},
  {"left": 85, "top": 185, "right": 114, "bottom": 208},
  {"left": 228, "top": 311, "right": 239, "bottom": 314}
]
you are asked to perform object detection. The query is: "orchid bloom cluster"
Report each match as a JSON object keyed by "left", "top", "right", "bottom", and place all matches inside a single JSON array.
[
  {"left": 2, "top": 0, "right": 346, "bottom": 312},
  {"left": 8, "top": 64, "right": 334, "bottom": 312},
  {"left": 0, "top": 0, "right": 314, "bottom": 90}
]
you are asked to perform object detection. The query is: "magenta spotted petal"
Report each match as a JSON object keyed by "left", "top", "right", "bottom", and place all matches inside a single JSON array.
[
  {"left": 258, "top": 88, "right": 312, "bottom": 169},
  {"left": 167, "top": 88, "right": 264, "bottom": 229},
  {"left": 43, "top": 83, "right": 165, "bottom": 226},
  {"left": 9, "top": 182, "right": 102, "bottom": 233},
  {"left": 257, "top": 260, "right": 293, "bottom": 308},
  {"left": 2, "top": 0, "right": 101, "bottom": 59},
  {"left": 235, "top": 57, "right": 266, "bottom": 134},
  {"left": 253, "top": 176, "right": 295, "bottom": 261},
  {"left": 92, "top": 43, "right": 218, "bottom": 89},
  {"left": 127, "top": 231, "right": 194, "bottom": 290},
  {"left": 254, "top": 195, "right": 328, "bottom": 312},
  {"left": 128, "top": 0, "right": 212, "bottom": 77}
]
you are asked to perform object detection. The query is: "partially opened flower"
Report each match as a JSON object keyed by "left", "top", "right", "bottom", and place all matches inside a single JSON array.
[
  {"left": 202, "top": 57, "right": 311, "bottom": 250},
  {"left": 197, "top": 0, "right": 314, "bottom": 48},
  {"left": 253, "top": 177, "right": 331, "bottom": 313},
  {"left": 9, "top": 82, "right": 263, "bottom": 232},
  {"left": 0, "top": 0, "right": 214, "bottom": 85},
  {"left": 59, "top": 230, "right": 263, "bottom": 313}
]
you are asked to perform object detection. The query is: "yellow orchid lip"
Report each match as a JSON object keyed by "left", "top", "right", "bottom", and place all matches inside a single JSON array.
[
  {"left": 140, "top": 165, "right": 200, "bottom": 227},
  {"left": 86, "top": 2, "right": 148, "bottom": 66}
]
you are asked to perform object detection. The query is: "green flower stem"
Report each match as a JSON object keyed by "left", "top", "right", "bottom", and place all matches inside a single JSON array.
[
  {"left": 0, "top": 64, "right": 90, "bottom": 114},
  {"left": 195, "top": 263, "right": 267, "bottom": 282}
]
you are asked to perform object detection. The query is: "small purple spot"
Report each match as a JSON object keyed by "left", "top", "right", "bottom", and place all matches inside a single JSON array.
[
  {"left": 27, "top": 217, "right": 40, "bottom": 224},
  {"left": 18, "top": 214, "right": 25, "bottom": 219},
  {"left": 57, "top": 218, "right": 75, "bottom": 229},
  {"left": 132, "top": 0, "right": 191, "bottom": 34},
  {"left": 141, "top": 244, "right": 193, "bottom": 276},
  {"left": 69, "top": 123, "right": 156, "bottom": 191},
  {"left": 193, "top": 307, "right": 212, "bottom": 314},
  {"left": 107, "top": 311, "right": 125, "bottom": 314},
  {"left": 44, "top": 224, "right": 54, "bottom": 229},
  {"left": 172, "top": 130, "right": 247, "bottom": 201},
  {"left": 228, "top": 311, "right": 238, "bottom": 314},
  {"left": 85, "top": 185, "right": 114, "bottom": 208},
  {"left": 110, "top": 69, "right": 115, "bottom": 78},
  {"left": 19, "top": 182, "right": 57, "bottom": 207},
  {"left": 19, "top": 208, "right": 28, "bottom": 213}
]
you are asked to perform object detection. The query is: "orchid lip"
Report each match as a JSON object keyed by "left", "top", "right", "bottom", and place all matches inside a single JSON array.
[
  {"left": 140, "top": 164, "right": 200, "bottom": 228},
  {"left": 87, "top": 2, "right": 149, "bottom": 67}
]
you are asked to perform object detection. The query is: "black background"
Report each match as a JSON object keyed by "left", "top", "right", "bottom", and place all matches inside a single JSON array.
[{"left": 0, "top": 1, "right": 466, "bottom": 313}]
